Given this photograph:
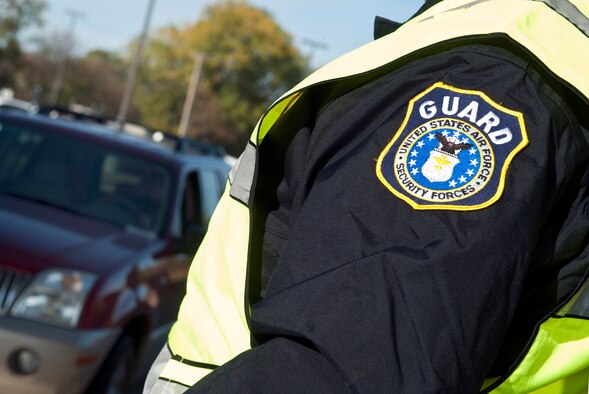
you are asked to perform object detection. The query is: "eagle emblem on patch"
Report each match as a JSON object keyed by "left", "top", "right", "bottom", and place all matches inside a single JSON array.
[{"left": 376, "top": 82, "right": 528, "bottom": 210}]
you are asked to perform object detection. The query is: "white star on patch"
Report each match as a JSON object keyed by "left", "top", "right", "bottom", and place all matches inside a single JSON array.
[
  {"left": 466, "top": 169, "right": 475, "bottom": 176},
  {"left": 411, "top": 168, "right": 419, "bottom": 175},
  {"left": 469, "top": 148, "right": 477, "bottom": 155},
  {"left": 428, "top": 134, "right": 436, "bottom": 140},
  {"left": 409, "top": 159, "right": 417, "bottom": 166},
  {"left": 470, "top": 158, "right": 479, "bottom": 166},
  {"left": 411, "top": 150, "right": 419, "bottom": 157},
  {"left": 449, "top": 180, "right": 457, "bottom": 187},
  {"left": 417, "top": 141, "right": 425, "bottom": 148},
  {"left": 459, "top": 175, "right": 467, "bottom": 183},
  {"left": 442, "top": 130, "right": 450, "bottom": 137},
  {"left": 453, "top": 131, "right": 461, "bottom": 138}
]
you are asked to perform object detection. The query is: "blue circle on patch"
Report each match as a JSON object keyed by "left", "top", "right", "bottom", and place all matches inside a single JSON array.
[
  {"left": 402, "top": 129, "right": 482, "bottom": 192},
  {"left": 392, "top": 121, "right": 493, "bottom": 203}
]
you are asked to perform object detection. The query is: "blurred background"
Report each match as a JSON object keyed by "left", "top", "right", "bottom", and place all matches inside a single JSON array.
[
  {"left": 1, "top": 0, "right": 420, "bottom": 155},
  {"left": 1, "top": 1, "right": 424, "bottom": 393}
]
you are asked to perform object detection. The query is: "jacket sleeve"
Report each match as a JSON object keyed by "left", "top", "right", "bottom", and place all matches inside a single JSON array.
[{"left": 188, "top": 45, "right": 589, "bottom": 393}]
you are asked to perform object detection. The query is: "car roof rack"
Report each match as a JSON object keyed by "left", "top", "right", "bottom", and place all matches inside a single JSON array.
[
  {"left": 174, "top": 137, "right": 226, "bottom": 157},
  {"left": 37, "top": 104, "right": 109, "bottom": 123},
  {"left": 36, "top": 104, "right": 226, "bottom": 158}
]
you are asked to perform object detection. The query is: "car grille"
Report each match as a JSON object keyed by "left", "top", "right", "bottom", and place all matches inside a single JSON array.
[{"left": 0, "top": 267, "right": 32, "bottom": 316}]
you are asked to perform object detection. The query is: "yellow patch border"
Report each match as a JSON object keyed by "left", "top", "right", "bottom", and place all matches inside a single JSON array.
[{"left": 375, "top": 81, "right": 528, "bottom": 211}]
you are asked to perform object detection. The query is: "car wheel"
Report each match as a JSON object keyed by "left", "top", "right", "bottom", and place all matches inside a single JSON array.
[{"left": 86, "top": 335, "right": 136, "bottom": 394}]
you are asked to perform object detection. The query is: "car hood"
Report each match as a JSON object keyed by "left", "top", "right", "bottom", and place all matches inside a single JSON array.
[{"left": 0, "top": 194, "right": 158, "bottom": 276}]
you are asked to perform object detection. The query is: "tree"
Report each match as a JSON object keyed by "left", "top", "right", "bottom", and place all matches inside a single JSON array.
[
  {"left": 0, "top": 0, "right": 46, "bottom": 87},
  {"left": 16, "top": 28, "right": 76, "bottom": 103},
  {"left": 16, "top": 33, "right": 134, "bottom": 119},
  {"left": 131, "top": 34, "right": 189, "bottom": 133},
  {"left": 137, "top": 0, "right": 309, "bottom": 154},
  {"left": 57, "top": 50, "right": 132, "bottom": 116}
]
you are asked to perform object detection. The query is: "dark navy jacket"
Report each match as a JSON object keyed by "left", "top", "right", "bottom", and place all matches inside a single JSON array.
[{"left": 188, "top": 43, "right": 589, "bottom": 393}]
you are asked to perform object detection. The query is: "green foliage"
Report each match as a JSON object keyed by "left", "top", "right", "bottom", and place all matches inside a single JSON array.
[
  {"left": 57, "top": 51, "right": 129, "bottom": 115},
  {"left": 15, "top": 48, "right": 132, "bottom": 121},
  {"left": 137, "top": 0, "right": 309, "bottom": 153},
  {"left": 0, "top": 0, "right": 46, "bottom": 86},
  {"left": 0, "top": 0, "right": 45, "bottom": 42},
  {"left": 133, "top": 31, "right": 188, "bottom": 132}
]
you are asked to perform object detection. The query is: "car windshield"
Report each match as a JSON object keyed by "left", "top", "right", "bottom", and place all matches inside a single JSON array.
[{"left": 0, "top": 119, "right": 172, "bottom": 236}]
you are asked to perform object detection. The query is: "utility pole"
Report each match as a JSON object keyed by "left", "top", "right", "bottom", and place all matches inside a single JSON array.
[
  {"left": 178, "top": 52, "right": 204, "bottom": 137},
  {"left": 115, "top": 0, "right": 157, "bottom": 130},
  {"left": 48, "top": 9, "right": 84, "bottom": 106}
]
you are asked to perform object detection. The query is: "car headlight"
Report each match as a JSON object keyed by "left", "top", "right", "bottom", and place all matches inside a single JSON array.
[{"left": 11, "top": 269, "right": 96, "bottom": 328}]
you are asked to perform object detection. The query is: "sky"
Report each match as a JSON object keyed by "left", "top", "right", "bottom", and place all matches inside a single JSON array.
[{"left": 38, "top": 0, "right": 422, "bottom": 68}]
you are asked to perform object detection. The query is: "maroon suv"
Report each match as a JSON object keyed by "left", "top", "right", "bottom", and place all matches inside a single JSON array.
[{"left": 0, "top": 111, "right": 230, "bottom": 393}]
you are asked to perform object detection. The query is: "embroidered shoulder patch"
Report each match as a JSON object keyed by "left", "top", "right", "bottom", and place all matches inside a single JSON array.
[{"left": 376, "top": 82, "right": 528, "bottom": 211}]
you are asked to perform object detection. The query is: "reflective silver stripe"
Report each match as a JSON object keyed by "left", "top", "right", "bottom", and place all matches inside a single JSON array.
[
  {"left": 148, "top": 379, "right": 188, "bottom": 394},
  {"left": 558, "top": 276, "right": 589, "bottom": 318},
  {"left": 144, "top": 345, "right": 188, "bottom": 394},
  {"left": 417, "top": 0, "right": 493, "bottom": 22},
  {"left": 229, "top": 143, "right": 256, "bottom": 204},
  {"left": 227, "top": 152, "right": 243, "bottom": 185},
  {"left": 160, "top": 358, "right": 214, "bottom": 387},
  {"left": 420, "top": 0, "right": 589, "bottom": 36},
  {"left": 536, "top": 0, "right": 589, "bottom": 36},
  {"left": 568, "top": 279, "right": 589, "bottom": 316}
]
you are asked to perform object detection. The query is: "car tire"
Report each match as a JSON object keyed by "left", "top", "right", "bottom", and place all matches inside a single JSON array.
[{"left": 86, "top": 335, "right": 136, "bottom": 394}]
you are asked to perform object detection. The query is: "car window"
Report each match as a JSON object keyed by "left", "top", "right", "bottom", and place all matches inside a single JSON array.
[
  {"left": 179, "top": 169, "right": 222, "bottom": 231},
  {"left": 181, "top": 172, "right": 200, "bottom": 228},
  {"left": 198, "top": 169, "right": 222, "bottom": 224},
  {"left": 98, "top": 154, "right": 172, "bottom": 234},
  {"left": 0, "top": 119, "right": 172, "bottom": 236}
]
